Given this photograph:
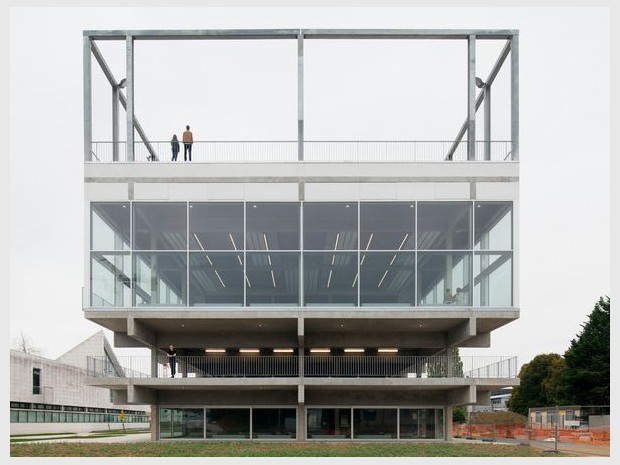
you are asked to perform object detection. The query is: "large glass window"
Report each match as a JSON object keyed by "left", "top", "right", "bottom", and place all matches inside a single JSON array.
[
  {"left": 352, "top": 408, "right": 397, "bottom": 439},
  {"left": 307, "top": 408, "right": 351, "bottom": 439},
  {"left": 133, "top": 202, "right": 187, "bottom": 250},
  {"left": 474, "top": 252, "right": 512, "bottom": 307},
  {"left": 91, "top": 253, "right": 131, "bottom": 306},
  {"left": 360, "top": 252, "right": 414, "bottom": 306},
  {"left": 304, "top": 252, "right": 357, "bottom": 306},
  {"left": 360, "top": 202, "right": 415, "bottom": 250},
  {"left": 189, "top": 253, "right": 244, "bottom": 306},
  {"left": 133, "top": 253, "right": 186, "bottom": 306},
  {"left": 252, "top": 408, "right": 296, "bottom": 438},
  {"left": 189, "top": 202, "right": 243, "bottom": 251},
  {"left": 399, "top": 408, "right": 444, "bottom": 439},
  {"left": 246, "top": 253, "right": 300, "bottom": 306},
  {"left": 304, "top": 203, "right": 357, "bottom": 250},
  {"left": 417, "top": 252, "right": 471, "bottom": 306},
  {"left": 247, "top": 202, "right": 300, "bottom": 250},
  {"left": 474, "top": 201, "right": 512, "bottom": 250},
  {"left": 205, "top": 408, "right": 250, "bottom": 438},
  {"left": 417, "top": 202, "right": 471, "bottom": 250},
  {"left": 32, "top": 368, "right": 41, "bottom": 395},
  {"left": 91, "top": 203, "right": 130, "bottom": 250}
]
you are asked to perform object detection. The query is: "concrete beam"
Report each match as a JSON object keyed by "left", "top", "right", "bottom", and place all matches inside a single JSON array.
[
  {"left": 158, "top": 331, "right": 297, "bottom": 348},
  {"left": 112, "top": 389, "right": 128, "bottom": 405},
  {"left": 127, "top": 317, "right": 156, "bottom": 347},
  {"left": 477, "top": 390, "right": 491, "bottom": 406},
  {"left": 128, "top": 385, "right": 157, "bottom": 404},
  {"left": 306, "top": 331, "right": 446, "bottom": 348},
  {"left": 298, "top": 317, "right": 305, "bottom": 347},
  {"left": 460, "top": 332, "right": 491, "bottom": 348},
  {"left": 448, "top": 385, "right": 476, "bottom": 405},
  {"left": 446, "top": 317, "right": 476, "bottom": 347},
  {"left": 114, "top": 332, "right": 149, "bottom": 348}
]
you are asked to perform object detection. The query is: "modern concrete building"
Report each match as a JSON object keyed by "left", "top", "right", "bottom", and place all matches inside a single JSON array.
[
  {"left": 10, "top": 331, "right": 149, "bottom": 435},
  {"left": 82, "top": 29, "right": 520, "bottom": 441}
]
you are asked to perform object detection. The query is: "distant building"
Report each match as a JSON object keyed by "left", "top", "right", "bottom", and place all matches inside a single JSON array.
[{"left": 10, "top": 331, "right": 149, "bottom": 434}]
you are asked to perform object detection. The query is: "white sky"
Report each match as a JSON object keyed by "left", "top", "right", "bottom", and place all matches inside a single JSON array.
[{"left": 6, "top": 6, "right": 612, "bottom": 375}]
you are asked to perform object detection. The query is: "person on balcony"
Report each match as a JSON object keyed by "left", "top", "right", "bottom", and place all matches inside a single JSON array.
[
  {"left": 166, "top": 344, "right": 177, "bottom": 378},
  {"left": 171, "top": 134, "right": 180, "bottom": 161},
  {"left": 443, "top": 288, "right": 453, "bottom": 304},
  {"left": 182, "top": 125, "right": 193, "bottom": 161}
]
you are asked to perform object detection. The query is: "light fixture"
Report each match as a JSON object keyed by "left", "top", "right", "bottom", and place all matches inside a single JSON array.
[
  {"left": 240, "top": 348, "right": 260, "bottom": 354},
  {"left": 344, "top": 348, "right": 364, "bottom": 353},
  {"left": 327, "top": 269, "right": 333, "bottom": 288},
  {"left": 213, "top": 270, "right": 226, "bottom": 288},
  {"left": 475, "top": 77, "right": 487, "bottom": 89},
  {"left": 310, "top": 348, "right": 330, "bottom": 353},
  {"left": 378, "top": 348, "right": 398, "bottom": 354},
  {"left": 117, "top": 78, "right": 127, "bottom": 89},
  {"left": 205, "top": 348, "right": 226, "bottom": 354},
  {"left": 273, "top": 348, "right": 294, "bottom": 354}
]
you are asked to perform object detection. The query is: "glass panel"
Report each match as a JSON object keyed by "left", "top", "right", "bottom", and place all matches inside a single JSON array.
[
  {"left": 417, "top": 202, "right": 471, "bottom": 250},
  {"left": 304, "top": 202, "right": 358, "bottom": 250},
  {"left": 417, "top": 252, "right": 471, "bottom": 306},
  {"left": 360, "top": 252, "right": 414, "bottom": 306},
  {"left": 133, "top": 253, "right": 186, "bottom": 306},
  {"left": 189, "top": 202, "right": 243, "bottom": 251},
  {"left": 205, "top": 408, "right": 250, "bottom": 438},
  {"left": 91, "top": 253, "right": 131, "bottom": 306},
  {"left": 133, "top": 202, "right": 187, "bottom": 250},
  {"left": 91, "top": 203, "right": 130, "bottom": 250},
  {"left": 352, "top": 408, "right": 397, "bottom": 439},
  {"left": 164, "top": 408, "right": 204, "bottom": 438},
  {"left": 246, "top": 202, "right": 300, "bottom": 250},
  {"left": 360, "top": 202, "right": 415, "bottom": 250},
  {"left": 399, "top": 408, "right": 444, "bottom": 439},
  {"left": 189, "top": 253, "right": 244, "bottom": 307},
  {"left": 247, "top": 252, "right": 300, "bottom": 306},
  {"left": 252, "top": 408, "right": 297, "bottom": 438},
  {"left": 474, "top": 252, "right": 512, "bottom": 307},
  {"left": 474, "top": 201, "right": 512, "bottom": 250},
  {"left": 304, "top": 252, "right": 357, "bottom": 306},
  {"left": 307, "top": 408, "right": 351, "bottom": 439},
  {"left": 32, "top": 368, "right": 41, "bottom": 395}
]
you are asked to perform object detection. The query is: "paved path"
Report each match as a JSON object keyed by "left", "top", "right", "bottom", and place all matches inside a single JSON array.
[{"left": 14, "top": 432, "right": 152, "bottom": 444}]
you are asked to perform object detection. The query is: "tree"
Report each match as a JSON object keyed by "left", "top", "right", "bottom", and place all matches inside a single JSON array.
[
  {"left": 452, "top": 405, "right": 467, "bottom": 423},
  {"left": 11, "top": 332, "right": 42, "bottom": 356},
  {"left": 562, "top": 296, "right": 610, "bottom": 405},
  {"left": 506, "top": 353, "right": 565, "bottom": 416}
]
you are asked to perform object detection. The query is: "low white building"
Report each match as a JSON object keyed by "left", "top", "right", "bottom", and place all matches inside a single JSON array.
[{"left": 10, "top": 331, "right": 149, "bottom": 435}]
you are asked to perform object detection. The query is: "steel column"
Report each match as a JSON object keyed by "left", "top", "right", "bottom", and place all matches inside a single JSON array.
[
  {"left": 484, "top": 85, "right": 491, "bottom": 160},
  {"left": 297, "top": 31, "right": 304, "bottom": 161},
  {"left": 112, "top": 86, "right": 119, "bottom": 162},
  {"left": 467, "top": 35, "right": 476, "bottom": 161},
  {"left": 510, "top": 34, "right": 519, "bottom": 161},
  {"left": 83, "top": 35, "right": 92, "bottom": 161},
  {"left": 125, "top": 35, "right": 135, "bottom": 162}
]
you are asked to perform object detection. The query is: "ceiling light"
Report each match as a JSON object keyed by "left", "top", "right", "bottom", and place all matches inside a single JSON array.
[
  {"left": 240, "top": 349, "right": 260, "bottom": 354},
  {"left": 344, "top": 348, "right": 364, "bottom": 353},
  {"left": 273, "top": 349, "right": 294, "bottom": 354},
  {"left": 205, "top": 348, "right": 226, "bottom": 353},
  {"left": 378, "top": 348, "right": 398, "bottom": 353},
  {"left": 310, "top": 348, "right": 330, "bottom": 353}
]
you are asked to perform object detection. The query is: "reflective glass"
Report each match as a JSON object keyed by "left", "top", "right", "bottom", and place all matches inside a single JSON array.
[
  {"left": 474, "top": 201, "right": 513, "bottom": 250},
  {"left": 307, "top": 408, "right": 351, "bottom": 439},
  {"left": 205, "top": 408, "right": 250, "bottom": 438},
  {"left": 189, "top": 202, "right": 243, "bottom": 251},
  {"left": 189, "top": 253, "right": 244, "bottom": 307},
  {"left": 246, "top": 253, "right": 300, "bottom": 306},
  {"left": 417, "top": 252, "right": 471, "bottom": 306},
  {"left": 352, "top": 408, "right": 397, "bottom": 439},
  {"left": 133, "top": 202, "right": 187, "bottom": 250},
  {"left": 474, "top": 252, "right": 512, "bottom": 306},
  {"left": 360, "top": 252, "right": 414, "bottom": 306},
  {"left": 399, "top": 408, "right": 444, "bottom": 439},
  {"left": 417, "top": 202, "right": 471, "bottom": 250},
  {"left": 91, "top": 253, "right": 131, "bottom": 307},
  {"left": 304, "top": 252, "right": 357, "bottom": 306},
  {"left": 134, "top": 253, "right": 186, "bottom": 306},
  {"left": 168, "top": 408, "right": 204, "bottom": 438},
  {"left": 360, "top": 202, "right": 415, "bottom": 250},
  {"left": 303, "top": 203, "right": 357, "bottom": 250},
  {"left": 252, "top": 408, "right": 296, "bottom": 438},
  {"left": 91, "top": 203, "right": 130, "bottom": 250},
  {"left": 246, "top": 202, "right": 300, "bottom": 250}
]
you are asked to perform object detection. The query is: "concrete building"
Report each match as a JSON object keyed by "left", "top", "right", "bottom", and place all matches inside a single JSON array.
[
  {"left": 82, "top": 29, "right": 520, "bottom": 441},
  {"left": 10, "top": 331, "right": 149, "bottom": 435}
]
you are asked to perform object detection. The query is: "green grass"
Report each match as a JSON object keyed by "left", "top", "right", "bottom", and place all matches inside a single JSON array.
[{"left": 10, "top": 441, "right": 572, "bottom": 457}]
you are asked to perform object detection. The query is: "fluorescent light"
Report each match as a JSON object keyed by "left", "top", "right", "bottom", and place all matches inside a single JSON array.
[
  {"left": 331, "top": 254, "right": 336, "bottom": 266},
  {"left": 229, "top": 233, "right": 238, "bottom": 251},
  {"left": 245, "top": 275, "right": 252, "bottom": 288},
  {"left": 263, "top": 233, "right": 269, "bottom": 251},
  {"left": 398, "top": 233, "right": 409, "bottom": 250},
  {"left": 237, "top": 255, "right": 243, "bottom": 266},
  {"left": 344, "top": 348, "right": 364, "bottom": 353},
  {"left": 364, "top": 233, "right": 373, "bottom": 251},
  {"left": 334, "top": 232, "right": 340, "bottom": 250},
  {"left": 213, "top": 269, "right": 226, "bottom": 288},
  {"left": 378, "top": 348, "right": 398, "bottom": 353},
  {"left": 205, "top": 254, "right": 213, "bottom": 266},
  {"left": 377, "top": 269, "right": 389, "bottom": 287},
  {"left": 268, "top": 254, "right": 272, "bottom": 266},
  {"left": 193, "top": 233, "right": 206, "bottom": 250},
  {"left": 310, "top": 348, "right": 330, "bottom": 353},
  {"left": 360, "top": 254, "right": 366, "bottom": 265},
  {"left": 389, "top": 254, "right": 397, "bottom": 266},
  {"left": 327, "top": 269, "right": 333, "bottom": 288},
  {"left": 273, "top": 349, "right": 294, "bottom": 354},
  {"left": 205, "top": 348, "right": 226, "bottom": 354},
  {"left": 351, "top": 273, "right": 358, "bottom": 287},
  {"left": 240, "top": 349, "right": 260, "bottom": 354},
  {"left": 270, "top": 269, "right": 276, "bottom": 288}
]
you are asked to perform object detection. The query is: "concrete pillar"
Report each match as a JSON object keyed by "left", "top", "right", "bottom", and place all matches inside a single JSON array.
[
  {"left": 150, "top": 404, "right": 158, "bottom": 441},
  {"left": 297, "top": 404, "right": 306, "bottom": 441},
  {"left": 445, "top": 405, "right": 454, "bottom": 441}
]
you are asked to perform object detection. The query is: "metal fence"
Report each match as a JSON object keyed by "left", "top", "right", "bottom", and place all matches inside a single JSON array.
[
  {"left": 89, "top": 140, "right": 513, "bottom": 163},
  {"left": 87, "top": 355, "right": 517, "bottom": 379}
]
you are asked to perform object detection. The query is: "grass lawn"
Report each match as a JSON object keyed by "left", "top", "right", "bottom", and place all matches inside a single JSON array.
[{"left": 10, "top": 441, "right": 572, "bottom": 457}]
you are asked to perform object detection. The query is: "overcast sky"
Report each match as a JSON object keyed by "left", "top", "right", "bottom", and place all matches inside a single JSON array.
[{"left": 7, "top": 6, "right": 611, "bottom": 375}]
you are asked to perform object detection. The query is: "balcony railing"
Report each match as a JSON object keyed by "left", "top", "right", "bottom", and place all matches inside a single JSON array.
[
  {"left": 87, "top": 355, "right": 518, "bottom": 379},
  {"left": 89, "top": 140, "right": 513, "bottom": 163}
]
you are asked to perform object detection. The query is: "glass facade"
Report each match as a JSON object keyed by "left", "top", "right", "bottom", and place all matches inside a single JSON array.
[{"left": 90, "top": 201, "right": 513, "bottom": 308}]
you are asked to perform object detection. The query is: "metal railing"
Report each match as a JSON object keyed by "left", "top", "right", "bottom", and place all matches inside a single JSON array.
[
  {"left": 87, "top": 355, "right": 517, "bottom": 379},
  {"left": 89, "top": 140, "right": 513, "bottom": 163}
]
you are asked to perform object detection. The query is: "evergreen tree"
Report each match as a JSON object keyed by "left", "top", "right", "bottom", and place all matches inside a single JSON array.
[
  {"left": 506, "top": 353, "right": 565, "bottom": 416},
  {"left": 562, "top": 296, "right": 610, "bottom": 405}
]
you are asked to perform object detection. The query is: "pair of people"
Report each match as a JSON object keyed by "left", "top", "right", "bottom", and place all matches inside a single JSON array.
[
  {"left": 444, "top": 288, "right": 466, "bottom": 305},
  {"left": 171, "top": 125, "right": 193, "bottom": 161}
]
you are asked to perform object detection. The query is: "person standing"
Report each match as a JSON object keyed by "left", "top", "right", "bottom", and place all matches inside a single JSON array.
[
  {"left": 182, "top": 125, "right": 193, "bottom": 161},
  {"left": 166, "top": 344, "right": 177, "bottom": 378},
  {"left": 171, "top": 134, "right": 180, "bottom": 161}
]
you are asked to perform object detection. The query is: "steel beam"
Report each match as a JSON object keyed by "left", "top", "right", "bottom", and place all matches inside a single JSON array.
[
  {"left": 298, "top": 31, "right": 304, "bottom": 161},
  {"left": 511, "top": 34, "right": 519, "bottom": 161},
  {"left": 83, "top": 36, "right": 92, "bottom": 161},
  {"left": 125, "top": 35, "right": 135, "bottom": 162},
  {"left": 467, "top": 35, "right": 476, "bottom": 161}
]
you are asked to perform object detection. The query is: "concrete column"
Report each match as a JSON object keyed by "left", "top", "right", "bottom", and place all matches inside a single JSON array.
[
  {"left": 483, "top": 85, "right": 491, "bottom": 160},
  {"left": 151, "top": 348, "right": 158, "bottom": 378},
  {"left": 510, "top": 33, "right": 519, "bottom": 161},
  {"left": 297, "top": 32, "right": 304, "bottom": 161},
  {"left": 445, "top": 405, "right": 454, "bottom": 441},
  {"left": 125, "top": 34, "right": 135, "bottom": 162},
  {"left": 467, "top": 35, "right": 476, "bottom": 161},
  {"left": 112, "top": 86, "right": 120, "bottom": 161},
  {"left": 83, "top": 35, "right": 92, "bottom": 162},
  {"left": 150, "top": 404, "right": 158, "bottom": 441},
  {"left": 297, "top": 404, "right": 306, "bottom": 441}
]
